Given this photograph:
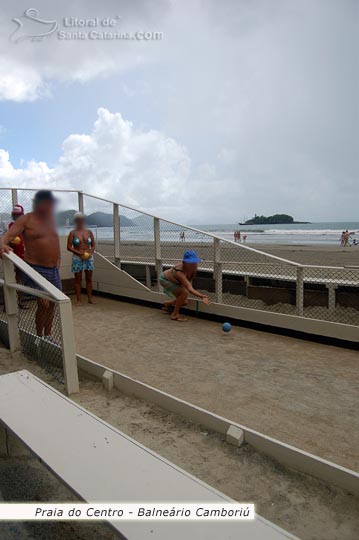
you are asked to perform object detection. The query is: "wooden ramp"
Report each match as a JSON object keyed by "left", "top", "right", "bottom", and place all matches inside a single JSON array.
[{"left": 0, "top": 371, "right": 297, "bottom": 540}]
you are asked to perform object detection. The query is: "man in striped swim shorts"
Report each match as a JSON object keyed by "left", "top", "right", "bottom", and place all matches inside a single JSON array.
[{"left": 0, "top": 190, "right": 62, "bottom": 339}]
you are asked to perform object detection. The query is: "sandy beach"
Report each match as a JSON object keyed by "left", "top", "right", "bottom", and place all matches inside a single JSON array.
[
  {"left": 96, "top": 240, "right": 359, "bottom": 267},
  {"left": 250, "top": 243, "right": 359, "bottom": 266}
]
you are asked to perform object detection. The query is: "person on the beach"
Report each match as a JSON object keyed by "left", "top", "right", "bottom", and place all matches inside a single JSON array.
[
  {"left": 0, "top": 190, "right": 61, "bottom": 338},
  {"left": 343, "top": 230, "right": 350, "bottom": 247},
  {"left": 340, "top": 231, "right": 345, "bottom": 247},
  {"left": 67, "top": 212, "right": 95, "bottom": 305},
  {"left": 243, "top": 234, "right": 247, "bottom": 243},
  {"left": 159, "top": 250, "right": 209, "bottom": 322},
  {"left": 8, "top": 204, "right": 27, "bottom": 309}
]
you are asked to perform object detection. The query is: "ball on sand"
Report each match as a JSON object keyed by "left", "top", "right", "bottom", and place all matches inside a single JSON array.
[
  {"left": 222, "top": 322, "right": 232, "bottom": 333},
  {"left": 83, "top": 252, "right": 90, "bottom": 260},
  {"left": 11, "top": 236, "right": 21, "bottom": 245}
]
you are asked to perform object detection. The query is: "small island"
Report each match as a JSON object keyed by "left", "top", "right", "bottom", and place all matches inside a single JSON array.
[{"left": 239, "top": 214, "right": 310, "bottom": 225}]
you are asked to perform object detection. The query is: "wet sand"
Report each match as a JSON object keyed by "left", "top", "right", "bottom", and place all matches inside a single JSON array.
[
  {"left": 251, "top": 243, "right": 359, "bottom": 266},
  {"left": 72, "top": 296, "right": 359, "bottom": 472}
]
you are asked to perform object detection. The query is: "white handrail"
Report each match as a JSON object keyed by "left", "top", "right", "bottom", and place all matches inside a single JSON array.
[{"left": 4, "top": 252, "right": 66, "bottom": 302}]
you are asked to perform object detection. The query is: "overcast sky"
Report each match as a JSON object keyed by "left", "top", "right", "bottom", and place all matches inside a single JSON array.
[{"left": 0, "top": 0, "right": 358, "bottom": 223}]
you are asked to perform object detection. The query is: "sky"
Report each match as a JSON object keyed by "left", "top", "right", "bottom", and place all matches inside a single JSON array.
[{"left": 0, "top": 0, "right": 358, "bottom": 224}]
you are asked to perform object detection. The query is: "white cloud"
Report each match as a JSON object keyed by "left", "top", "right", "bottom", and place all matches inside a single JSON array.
[
  {"left": 0, "top": 149, "right": 53, "bottom": 183},
  {"left": 0, "top": 0, "right": 168, "bottom": 101},
  {"left": 0, "top": 59, "right": 47, "bottom": 102},
  {"left": 0, "top": 100, "right": 358, "bottom": 223},
  {"left": 0, "top": 108, "right": 192, "bottom": 219}
]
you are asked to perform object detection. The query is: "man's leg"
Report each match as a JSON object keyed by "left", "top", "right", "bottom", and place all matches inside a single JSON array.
[
  {"left": 171, "top": 287, "right": 189, "bottom": 321},
  {"left": 162, "top": 298, "right": 176, "bottom": 312},
  {"left": 35, "top": 299, "right": 49, "bottom": 336},
  {"left": 44, "top": 301, "right": 55, "bottom": 337},
  {"left": 74, "top": 271, "right": 82, "bottom": 305},
  {"left": 84, "top": 270, "right": 94, "bottom": 304},
  {"left": 15, "top": 269, "right": 27, "bottom": 309}
]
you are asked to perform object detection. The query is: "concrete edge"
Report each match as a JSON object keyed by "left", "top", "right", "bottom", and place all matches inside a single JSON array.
[{"left": 77, "top": 354, "right": 359, "bottom": 496}]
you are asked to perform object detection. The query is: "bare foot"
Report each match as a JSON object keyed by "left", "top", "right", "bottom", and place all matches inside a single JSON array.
[
  {"left": 171, "top": 315, "right": 188, "bottom": 322},
  {"left": 88, "top": 298, "right": 95, "bottom": 304},
  {"left": 76, "top": 301, "right": 82, "bottom": 306}
]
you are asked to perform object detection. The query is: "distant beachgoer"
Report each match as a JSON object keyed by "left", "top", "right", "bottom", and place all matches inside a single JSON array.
[
  {"left": 243, "top": 234, "right": 247, "bottom": 243},
  {"left": 180, "top": 231, "right": 185, "bottom": 242},
  {"left": 0, "top": 190, "right": 61, "bottom": 338},
  {"left": 340, "top": 231, "right": 345, "bottom": 247},
  {"left": 159, "top": 250, "right": 209, "bottom": 322},
  {"left": 67, "top": 212, "right": 95, "bottom": 305},
  {"left": 343, "top": 230, "right": 350, "bottom": 247}
]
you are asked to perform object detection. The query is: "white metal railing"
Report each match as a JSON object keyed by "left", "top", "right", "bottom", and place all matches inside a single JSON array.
[
  {"left": 1, "top": 187, "right": 359, "bottom": 328},
  {"left": 0, "top": 251, "right": 79, "bottom": 395}
]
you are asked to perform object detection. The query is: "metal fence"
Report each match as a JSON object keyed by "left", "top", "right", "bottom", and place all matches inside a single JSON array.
[
  {"left": 1, "top": 187, "right": 359, "bottom": 331},
  {"left": 0, "top": 251, "right": 79, "bottom": 395}
]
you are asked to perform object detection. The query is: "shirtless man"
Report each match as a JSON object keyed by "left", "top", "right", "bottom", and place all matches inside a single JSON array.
[{"left": 0, "top": 190, "right": 61, "bottom": 338}]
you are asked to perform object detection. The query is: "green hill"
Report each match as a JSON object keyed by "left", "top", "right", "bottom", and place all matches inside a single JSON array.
[{"left": 56, "top": 210, "right": 134, "bottom": 227}]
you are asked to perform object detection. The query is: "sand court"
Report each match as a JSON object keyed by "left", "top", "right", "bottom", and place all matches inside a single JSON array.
[{"left": 72, "top": 296, "right": 359, "bottom": 472}]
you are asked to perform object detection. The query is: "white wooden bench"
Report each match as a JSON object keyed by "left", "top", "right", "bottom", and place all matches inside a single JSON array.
[{"left": 0, "top": 370, "right": 297, "bottom": 540}]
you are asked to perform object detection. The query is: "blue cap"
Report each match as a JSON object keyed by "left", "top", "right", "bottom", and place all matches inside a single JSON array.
[{"left": 183, "top": 250, "right": 202, "bottom": 264}]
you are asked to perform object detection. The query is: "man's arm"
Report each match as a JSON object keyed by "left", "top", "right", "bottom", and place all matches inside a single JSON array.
[
  {"left": 176, "top": 272, "right": 209, "bottom": 302},
  {"left": 0, "top": 215, "right": 27, "bottom": 257}
]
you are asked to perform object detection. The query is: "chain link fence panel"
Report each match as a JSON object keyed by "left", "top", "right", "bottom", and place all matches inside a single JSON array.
[
  {"left": 1, "top": 188, "right": 358, "bottom": 331},
  {"left": 17, "top": 286, "right": 64, "bottom": 383},
  {"left": 82, "top": 194, "right": 114, "bottom": 261}
]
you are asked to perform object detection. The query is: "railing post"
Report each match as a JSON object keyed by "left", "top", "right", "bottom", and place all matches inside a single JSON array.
[
  {"left": 113, "top": 203, "right": 120, "bottom": 265},
  {"left": 11, "top": 189, "right": 18, "bottom": 207},
  {"left": 78, "top": 191, "right": 84, "bottom": 213},
  {"left": 296, "top": 267, "right": 304, "bottom": 316},
  {"left": 3, "top": 258, "right": 21, "bottom": 354},
  {"left": 58, "top": 300, "right": 79, "bottom": 395},
  {"left": 213, "top": 238, "right": 223, "bottom": 303},
  {"left": 154, "top": 217, "right": 162, "bottom": 292},
  {"left": 326, "top": 283, "right": 337, "bottom": 313}
]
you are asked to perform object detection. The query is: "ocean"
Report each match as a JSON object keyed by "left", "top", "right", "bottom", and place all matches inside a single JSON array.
[
  {"left": 65, "top": 222, "right": 359, "bottom": 246},
  {"left": 196, "top": 222, "right": 359, "bottom": 245}
]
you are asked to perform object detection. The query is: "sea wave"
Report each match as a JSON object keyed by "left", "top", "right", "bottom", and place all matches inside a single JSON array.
[{"left": 263, "top": 229, "right": 358, "bottom": 235}]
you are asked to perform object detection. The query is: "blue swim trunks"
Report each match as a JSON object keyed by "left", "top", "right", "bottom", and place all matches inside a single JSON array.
[
  {"left": 159, "top": 272, "right": 180, "bottom": 298},
  {"left": 24, "top": 264, "right": 62, "bottom": 291},
  {"left": 71, "top": 255, "right": 94, "bottom": 274}
]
